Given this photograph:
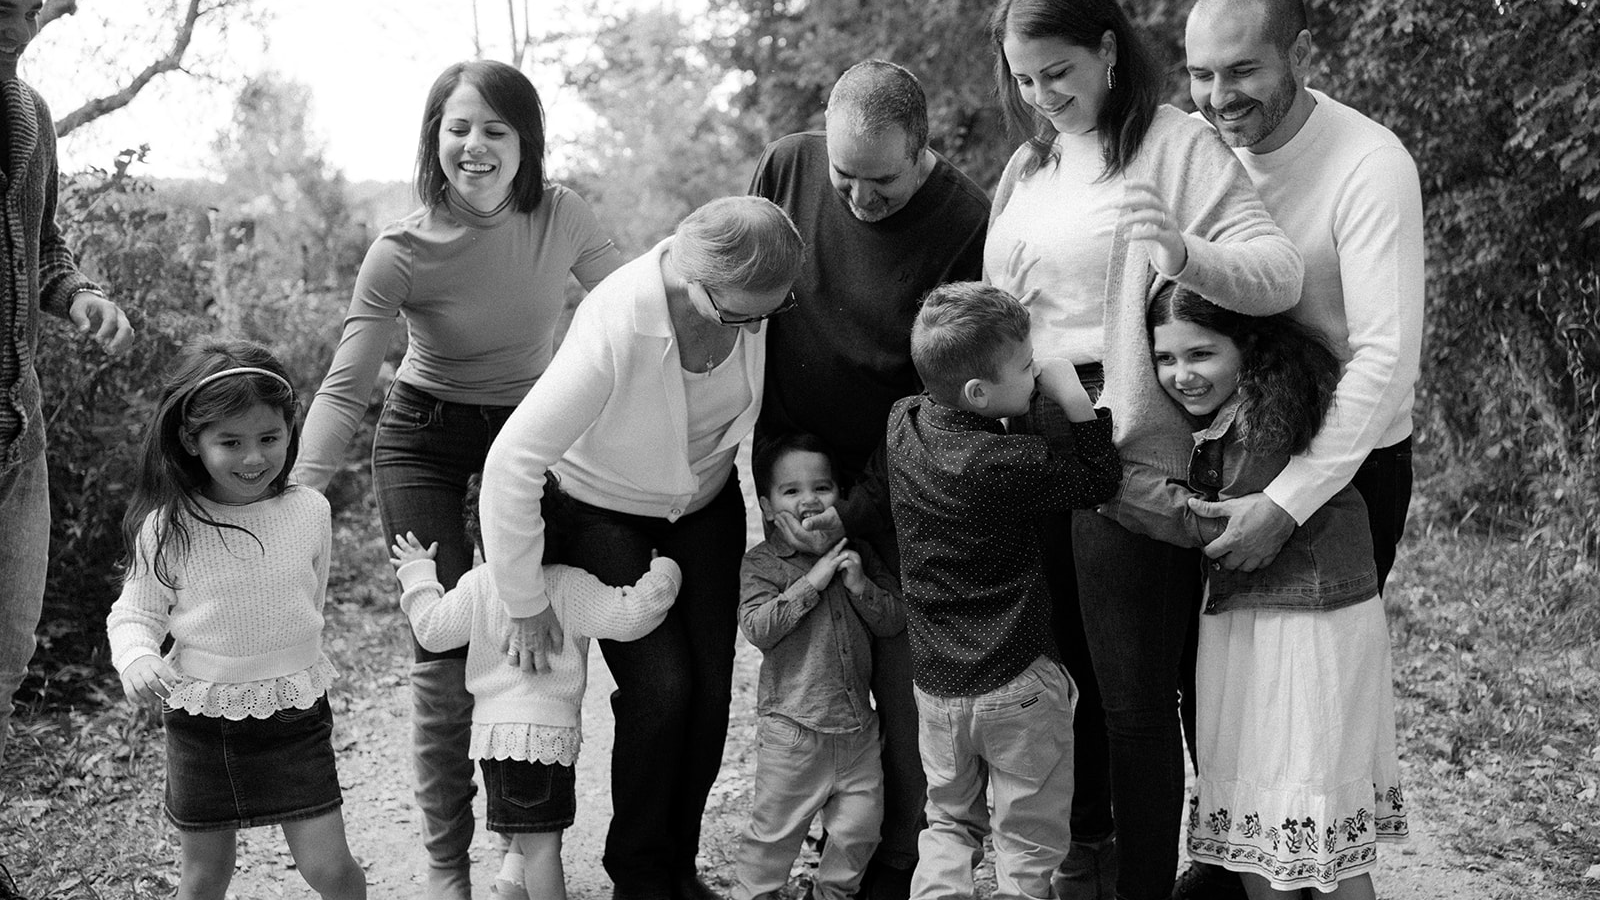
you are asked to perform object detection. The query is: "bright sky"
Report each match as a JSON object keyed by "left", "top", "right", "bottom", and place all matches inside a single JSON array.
[{"left": 34, "top": 0, "right": 676, "bottom": 183}]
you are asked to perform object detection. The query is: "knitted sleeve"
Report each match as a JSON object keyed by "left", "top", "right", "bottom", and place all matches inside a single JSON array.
[
  {"left": 106, "top": 516, "right": 175, "bottom": 673},
  {"left": 547, "top": 557, "right": 681, "bottom": 642},
  {"left": 396, "top": 558, "right": 475, "bottom": 653}
]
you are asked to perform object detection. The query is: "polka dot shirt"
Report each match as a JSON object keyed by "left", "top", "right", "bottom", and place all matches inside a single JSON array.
[{"left": 886, "top": 394, "right": 1120, "bottom": 697}]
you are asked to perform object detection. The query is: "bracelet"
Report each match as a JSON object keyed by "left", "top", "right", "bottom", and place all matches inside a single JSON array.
[{"left": 74, "top": 286, "right": 109, "bottom": 301}]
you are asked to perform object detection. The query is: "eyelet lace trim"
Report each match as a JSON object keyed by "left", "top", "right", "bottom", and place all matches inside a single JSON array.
[
  {"left": 166, "top": 656, "right": 338, "bottom": 720},
  {"left": 470, "top": 723, "right": 581, "bottom": 766}
]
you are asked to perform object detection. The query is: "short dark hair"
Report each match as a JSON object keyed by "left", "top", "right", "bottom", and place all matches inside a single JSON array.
[
  {"left": 990, "top": 0, "right": 1163, "bottom": 179},
  {"left": 1190, "top": 0, "right": 1308, "bottom": 54},
  {"left": 465, "top": 471, "right": 569, "bottom": 565},
  {"left": 911, "top": 282, "right": 1032, "bottom": 405},
  {"left": 415, "top": 60, "right": 547, "bottom": 214},
  {"left": 753, "top": 432, "right": 837, "bottom": 498},
  {"left": 826, "top": 59, "right": 930, "bottom": 160}
]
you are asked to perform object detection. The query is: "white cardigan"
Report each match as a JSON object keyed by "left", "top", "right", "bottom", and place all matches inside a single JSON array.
[{"left": 482, "top": 238, "right": 765, "bottom": 618}]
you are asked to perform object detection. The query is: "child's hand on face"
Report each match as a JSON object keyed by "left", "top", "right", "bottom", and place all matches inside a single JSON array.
[
  {"left": 1036, "top": 357, "right": 1096, "bottom": 422},
  {"left": 121, "top": 655, "right": 179, "bottom": 708},
  {"left": 836, "top": 547, "right": 868, "bottom": 597},
  {"left": 390, "top": 532, "right": 439, "bottom": 570},
  {"left": 805, "top": 539, "right": 854, "bottom": 594}
]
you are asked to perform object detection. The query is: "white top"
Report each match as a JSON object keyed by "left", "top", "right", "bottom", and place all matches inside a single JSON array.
[
  {"left": 107, "top": 486, "right": 337, "bottom": 720},
  {"left": 397, "top": 556, "right": 681, "bottom": 765},
  {"left": 984, "top": 129, "right": 1121, "bottom": 364},
  {"left": 1227, "top": 90, "right": 1425, "bottom": 524},
  {"left": 481, "top": 238, "right": 766, "bottom": 618},
  {"left": 683, "top": 341, "right": 753, "bottom": 509}
]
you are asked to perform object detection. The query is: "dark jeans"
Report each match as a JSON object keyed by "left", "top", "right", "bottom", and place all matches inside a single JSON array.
[
  {"left": 1353, "top": 437, "right": 1414, "bottom": 593},
  {"left": 370, "top": 379, "right": 515, "bottom": 873},
  {"left": 1073, "top": 511, "right": 1203, "bottom": 900},
  {"left": 562, "top": 477, "right": 747, "bottom": 892},
  {"left": 372, "top": 380, "right": 517, "bottom": 655}
]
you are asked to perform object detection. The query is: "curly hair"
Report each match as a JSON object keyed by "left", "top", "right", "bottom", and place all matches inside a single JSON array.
[{"left": 1147, "top": 282, "right": 1339, "bottom": 456}]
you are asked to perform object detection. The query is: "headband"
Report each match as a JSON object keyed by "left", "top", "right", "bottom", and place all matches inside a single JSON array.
[{"left": 184, "top": 366, "right": 294, "bottom": 404}]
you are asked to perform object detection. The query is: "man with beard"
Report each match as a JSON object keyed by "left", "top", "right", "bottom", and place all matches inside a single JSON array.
[
  {"left": 749, "top": 59, "right": 991, "bottom": 900},
  {"left": 1175, "top": 1, "right": 1424, "bottom": 896}
]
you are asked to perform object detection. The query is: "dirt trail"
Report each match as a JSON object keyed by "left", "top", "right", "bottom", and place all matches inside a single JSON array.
[{"left": 217, "top": 628, "right": 1521, "bottom": 900}]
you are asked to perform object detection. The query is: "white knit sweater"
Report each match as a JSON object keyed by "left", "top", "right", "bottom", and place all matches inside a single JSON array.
[
  {"left": 107, "top": 486, "right": 336, "bottom": 720},
  {"left": 397, "top": 555, "right": 681, "bottom": 764}
]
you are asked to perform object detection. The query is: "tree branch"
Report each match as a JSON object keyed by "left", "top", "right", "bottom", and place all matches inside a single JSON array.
[{"left": 53, "top": 0, "right": 204, "bottom": 137}]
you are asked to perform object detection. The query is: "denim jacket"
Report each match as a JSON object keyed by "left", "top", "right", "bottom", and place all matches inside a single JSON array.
[{"left": 1101, "top": 397, "right": 1377, "bottom": 613}]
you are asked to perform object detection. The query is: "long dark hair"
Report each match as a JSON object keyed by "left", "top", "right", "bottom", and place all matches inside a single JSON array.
[
  {"left": 1148, "top": 282, "right": 1339, "bottom": 456},
  {"left": 121, "top": 339, "right": 301, "bottom": 588},
  {"left": 990, "top": 0, "right": 1162, "bottom": 179},
  {"left": 415, "top": 59, "right": 547, "bottom": 213}
]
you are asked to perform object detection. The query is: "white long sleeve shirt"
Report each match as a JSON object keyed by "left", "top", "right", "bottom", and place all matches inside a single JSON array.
[{"left": 1230, "top": 90, "right": 1426, "bottom": 524}]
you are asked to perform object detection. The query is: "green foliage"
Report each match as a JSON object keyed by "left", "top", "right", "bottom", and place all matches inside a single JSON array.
[{"left": 557, "top": 7, "right": 758, "bottom": 254}]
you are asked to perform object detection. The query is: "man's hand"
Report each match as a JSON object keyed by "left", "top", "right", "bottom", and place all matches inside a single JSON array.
[
  {"left": 1187, "top": 493, "right": 1295, "bottom": 572},
  {"left": 69, "top": 291, "right": 134, "bottom": 355},
  {"left": 773, "top": 508, "right": 845, "bottom": 554},
  {"left": 506, "top": 606, "right": 564, "bottom": 672}
]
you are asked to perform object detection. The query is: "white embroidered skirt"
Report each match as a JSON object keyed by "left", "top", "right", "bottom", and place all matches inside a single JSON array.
[{"left": 1185, "top": 595, "right": 1407, "bottom": 892}]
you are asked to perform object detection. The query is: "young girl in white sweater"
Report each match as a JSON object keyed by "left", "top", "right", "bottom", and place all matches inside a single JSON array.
[
  {"left": 391, "top": 474, "right": 680, "bottom": 900},
  {"left": 109, "top": 340, "right": 365, "bottom": 900}
]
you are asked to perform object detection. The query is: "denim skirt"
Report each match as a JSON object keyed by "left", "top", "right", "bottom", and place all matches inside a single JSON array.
[
  {"left": 479, "top": 757, "right": 576, "bottom": 834},
  {"left": 163, "top": 695, "right": 344, "bottom": 832}
]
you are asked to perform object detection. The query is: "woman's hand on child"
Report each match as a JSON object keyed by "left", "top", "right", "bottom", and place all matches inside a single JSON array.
[
  {"left": 390, "top": 532, "right": 439, "bottom": 570},
  {"left": 1035, "top": 357, "right": 1096, "bottom": 422},
  {"left": 506, "top": 606, "right": 564, "bottom": 673},
  {"left": 1119, "top": 180, "right": 1188, "bottom": 276},
  {"left": 1188, "top": 493, "right": 1296, "bottom": 571},
  {"left": 774, "top": 508, "right": 845, "bottom": 555},
  {"left": 994, "top": 241, "right": 1044, "bottom": 307},
  {"left": 120, "top": 655, "right": 178, "bottom": 708}
]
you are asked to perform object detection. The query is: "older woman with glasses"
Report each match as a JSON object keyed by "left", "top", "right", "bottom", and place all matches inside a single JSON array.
[{"left": 481, "top": 195, "right": 804, "bottom": 900}]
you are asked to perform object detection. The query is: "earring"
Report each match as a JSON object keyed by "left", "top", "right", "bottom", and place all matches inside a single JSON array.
[{"left": 1106, "top": 64, "right": 1117, "bottom": 91}]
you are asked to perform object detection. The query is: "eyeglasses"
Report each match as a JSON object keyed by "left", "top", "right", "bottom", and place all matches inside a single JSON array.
[{"left": 704, "top": 286, "right": 799, "bottom": 327}]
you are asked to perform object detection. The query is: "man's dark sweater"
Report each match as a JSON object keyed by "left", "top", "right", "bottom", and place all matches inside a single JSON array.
[{"left": 750, "top": 132, "right": 990, "bottom": 563}]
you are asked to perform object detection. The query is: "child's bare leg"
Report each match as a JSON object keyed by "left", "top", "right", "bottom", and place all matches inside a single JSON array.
[
  {"left": 513, "top": 831, "right": 566, "bottom": 900},
  {"left": 1239, "top": 872, "right": 1300, "bottom": 900},
  {"left": 282, "top": 810, "right": 367, "bottom": 899},
  {"left": 176, "top": 830, "right": 237, "bottom": 900}
]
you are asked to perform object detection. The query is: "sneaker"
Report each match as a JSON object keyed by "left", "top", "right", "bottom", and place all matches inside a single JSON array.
[
  {"left": 673, "top": 873, "right": 727, "bottom": 900},
  {"left": 1051, "top": 836, "right": 1116, "bottom": 900},
  {"left": 1170, "top": 862, "right": 1247, "bottom": 900}
]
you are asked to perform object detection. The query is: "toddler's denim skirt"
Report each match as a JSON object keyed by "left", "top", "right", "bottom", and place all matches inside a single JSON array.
[
  {"left": 162, "top": 695, "right": 344, "bottom": 832},
  {"left": 479, "top": 757, "right": 576, "bottom": 833}
]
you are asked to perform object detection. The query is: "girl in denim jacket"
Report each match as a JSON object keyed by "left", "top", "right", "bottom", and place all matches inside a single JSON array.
[{"left": 1106, "top": 283, "right": 1406, "bottom": 898}]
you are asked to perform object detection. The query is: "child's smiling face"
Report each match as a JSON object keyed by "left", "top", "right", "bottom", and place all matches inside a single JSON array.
[
  {"left": 757, "top": 449, "right": 839, "bottom": 525},
  {"left": 1152, "top": 318, "right": 1243, "bottom": 418},
  {"left": 181, "top": 402, "right": 290, "bottom": 505}
]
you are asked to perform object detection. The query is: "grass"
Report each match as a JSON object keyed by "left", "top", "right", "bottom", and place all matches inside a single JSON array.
[{"left": 3, "top": 500, "right": 1598, "bottom": 896}]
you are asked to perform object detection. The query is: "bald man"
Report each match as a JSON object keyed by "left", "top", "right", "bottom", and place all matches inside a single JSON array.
[{"left": 750, "top": 59, "right": 991, "bottom": 900}]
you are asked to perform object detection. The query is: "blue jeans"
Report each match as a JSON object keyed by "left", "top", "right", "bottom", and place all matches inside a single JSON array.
[
  {"left": 912, "top": 657, "right": 1078, "bottom": 900},
  {"left": 561, "top": 478, "right": 746, "bottom": 893},
  {"left": 0, "top": 450, "right": 49, "bottom": 763},
  {"left": 371, "top": 380, "right": 515, "bottom": 875},
  {"left": 1072, "top": 512, "right": 1203, "bottom": 900}
]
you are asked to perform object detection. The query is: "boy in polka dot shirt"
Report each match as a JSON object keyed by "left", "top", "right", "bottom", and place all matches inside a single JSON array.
[{"left": 885, "top": 282, "right": 1121, "bottom": 900}]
